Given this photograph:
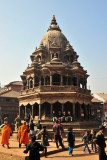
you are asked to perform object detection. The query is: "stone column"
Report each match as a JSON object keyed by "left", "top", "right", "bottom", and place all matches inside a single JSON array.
[
  {"left": 50, "top": 75, "right": 52, "bottom": 86},
  {"left": 62, "top": 103, "right": 64, "bottom": 113},
  {"left": 32, "top": 105, "right": 34, "bottom": 118},
  {"left": 61, "top": 75, "right": 63, "bottom": 86},
  {"left": 77, "top": 76, "right": 79, "bottom": 87},
  {"left": 44, "top": 77, "right": 46, "bottom": 86},
  {"left": 66, "top": 77, "right": 68, "bottom": 85},
  {"left": 27, "top": 79, "right": 29, "bottom": 89},
  {"left": 50, "top": 104, "right": 53, "bottom": 119},
  {"left": 39, "top": 104, "right": 41, "bottom": 120},
  {"left": 73, "top": 103, "right": 75, "bottom": 121},
  {"left": 39, "top": 78, "right": 41, "bottom": 86},
  {"left": 25, "top": 106, "right": 27, "bottom": 118},
  {"left": 33, "top": 77, "right": 35, "bottom": 88},
  {"left": 19, "top": 106, "right": 21, "bottom": 118},
  {"left": 79, "top": 104, "right": 82, "bottom": 119}
]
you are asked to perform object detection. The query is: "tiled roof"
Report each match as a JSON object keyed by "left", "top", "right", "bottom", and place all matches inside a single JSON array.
[
  {"left": 0, "top": 90, "right": 20, "bottom": 98},
  {"left": 93, "top": 93, "right": 107, "bottom": 103},
  {"left": 5, "top": 81, "right": 22, "bottom": 86},
  {"left": 91, "top": 98, "right": 102, "bottom": 103}
]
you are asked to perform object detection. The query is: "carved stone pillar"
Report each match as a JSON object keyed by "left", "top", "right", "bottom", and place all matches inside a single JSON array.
[
  {"left": 79, "top": 104, "right": 81, "bottom": 119},
  {"left": 39, "top": 104, "right": 41, "bottom": 120},
  {"left": 50, "top": 75, "right": 52, "bottom": 86},
  {"left": 73, "top": 103, "right": 75, "bottom": 121},
  {"left": 27, "top": 79, "right": 29, "bottom": 89},
  {"left": 33, "top": 77, "right": 35, "bottom": 88},
  {"left": 77, "top": 76, "right": 79, "bottom": 87},
  {"left": 25, "top": 106, "right": 27, "bottom": 118},
  {"left": 32, "top": 105, "right": 34, "bottom": 118},
  {"left": 19, "top": 106, "right": 21, "bottom": 118},
  {"left": 51, "top": 104, "right": 53, "bottom": 119},
  {"left": 62, "top": 103, "right": 64, "bottom": 113},
  {"left": 61, "top": 75, "right": 63, "bottom": 86},
  {"left": 44, "top": 77, "right": 46, "bottom": 86}
]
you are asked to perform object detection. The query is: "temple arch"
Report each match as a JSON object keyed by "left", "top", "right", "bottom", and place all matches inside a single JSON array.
[
  {"left": 41, "top": 102, "right": 51, "bottom": 120},
  {"left": 64, "top": 102, "right": 73, "bottom": 116},
  {"left": 52, "top": 74, "right": 60, "bottom": 85},
  {"left": 53, "top": 102, "right": 62, "bottom": 117}
]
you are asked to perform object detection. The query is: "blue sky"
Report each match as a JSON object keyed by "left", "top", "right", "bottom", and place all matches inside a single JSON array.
[{"left": 0, "top": 0, "right": 107, "bottom": 93}]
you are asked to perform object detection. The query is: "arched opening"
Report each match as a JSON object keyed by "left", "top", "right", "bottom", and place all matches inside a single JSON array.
[
  {"left": 81, "top": 104, "right": 86, "bottom": 120},
  {"left": 35, "top": 77, "right": 39, "bottom": 87},
  {"left": 64, "top": 102, "right": 73, "bottom": 116},
  {"left": 37, "top": 55, "right": 41, "bottom": 62},
  {"left": 20, "top": 105, "right": 25, "bottom": 120},
  {"left": 75, "top": 103, "right": 80, "bottom": 120},
  {"left": 41, "top": 102, "right": 51, "bottom": 120},
  {"left": 87, "top": 104, "right": 91, "bottom": 120},
  {"left": 33, "top": 103, "right": 39, "bottom": 117},
  {"left": 80, "top": 78, "right": 83, "bottom": 88},
  {"left": 68, "top": 77, "right": 72, "bottom": 85},
  {"left": 26, "top": 104, "right": 32, "bottom": 114},
  {"left": 72, "top": 77, "right": 77, "bottom": 86},
  {"left": 52, "top": 74, "right": 60, "bottom": 85},
  {"left": 41, "top": 77, "right": 44, "bottom": 86},
  {"left": 53, "top": 102, "right": 62, "bottom": 117},
  {"left": 29, "top": 79, "right": 33, "bottom": 88},
  {"left": 63, "top": 76, "right": 67, "bottom": 85},
  {"left": 45, "top": 76, "right": 50, "bottom": 85}
]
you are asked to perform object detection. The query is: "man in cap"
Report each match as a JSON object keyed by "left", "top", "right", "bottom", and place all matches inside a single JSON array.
[{"left": 24, "top": 135, "right": 44, "bottom": 160}]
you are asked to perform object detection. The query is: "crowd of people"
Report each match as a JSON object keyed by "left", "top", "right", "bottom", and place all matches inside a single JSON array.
[
  {"left": 0, "top": 114, "right": 107, "bottom": 160},
  {"left": 52, "top": 110, "right": 72, "bottom": 122}
]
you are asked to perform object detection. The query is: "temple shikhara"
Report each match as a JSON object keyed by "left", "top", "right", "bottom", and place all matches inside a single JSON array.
[{"left": 19, "top": 16, "right": 92, "bottom": 122}]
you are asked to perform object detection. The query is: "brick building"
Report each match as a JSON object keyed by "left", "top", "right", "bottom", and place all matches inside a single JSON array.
[{"left": 0, "top": 81, "right": 22, "bottom": 124}]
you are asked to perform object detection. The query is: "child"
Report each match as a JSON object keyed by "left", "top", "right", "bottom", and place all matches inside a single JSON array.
[
  {"left": 90, "top": 130, "right": 97, "bottom": 152},
  {"left": 36, "top": 126, "right": 53, "bottom": 157},
  {"left": 67, "top": 127, "right": 75, "bottom": 156},
  {"left": 82, "top": 131, "right": 91, "bottom": 153}
]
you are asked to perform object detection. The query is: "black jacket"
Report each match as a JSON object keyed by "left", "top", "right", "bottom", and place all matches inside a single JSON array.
[
  {"left": 24, "top": 141, "right": 44, "bottom": 160},
  {"left": 95, "top": 131, "right": 106, "bottom": 148},
  {"left": 67, "top": 131, "right": 75, "bottom": 147}
]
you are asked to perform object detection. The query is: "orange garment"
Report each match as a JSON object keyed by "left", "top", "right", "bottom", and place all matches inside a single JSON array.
[
  {"left": 18, "top": 124, "right": 29, "bottom": 145},
  {"left": 1, "top": 124, "right": 12, "bottom": 145}
]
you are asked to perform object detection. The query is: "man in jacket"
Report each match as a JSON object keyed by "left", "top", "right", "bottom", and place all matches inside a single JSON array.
[
  {"left": 95, "top": 125, "right": 107, "bottom": 160},
  {"left": 24, "top": 135, "right": 44, "bottom": 160},
  {"left": 67, "top": 127, "right": 75, "bottom": 156}
]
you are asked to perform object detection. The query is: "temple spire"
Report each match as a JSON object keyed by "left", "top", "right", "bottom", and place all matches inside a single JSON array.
[
  {"left": 47, "top": 15, "right": 61, "bottom": 31},
  {"left": 51, "top": 15, "right": 57, "bottom": 25}
]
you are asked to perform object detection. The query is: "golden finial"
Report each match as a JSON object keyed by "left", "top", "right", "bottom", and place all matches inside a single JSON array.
[{"left": 52, "top": 15, "right": 56, "bottom": 21}]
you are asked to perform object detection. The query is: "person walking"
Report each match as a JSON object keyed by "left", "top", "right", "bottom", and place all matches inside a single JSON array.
[
  {"left": 24, "top": 135, "right": 44, "bottom": 160},
  {"left": 53, "top": 120, "right": 64, "bottom": 149},
  {"left": 36, "top": 126, "right": 53, "bottom": 157},
  {"left": 95, "top": 125, "right": 107, "bottom": 160},
  {"left": 67, "top": 127, "right": 75, "bottom": 156},
  {"left": 18, "top": 121, "right": 29, "bottom": 148},
  {"left": 29, "top": 120, "right": 36, "bottom": 139},
  {"left": 1, "top": 120, "right": 12, "bottom": 149},
  {"left": 90, "top": 129, "right": 97, "bottom": 152},
  {"left": 82, "top": 131, "right": 91, "bottom": 153}
]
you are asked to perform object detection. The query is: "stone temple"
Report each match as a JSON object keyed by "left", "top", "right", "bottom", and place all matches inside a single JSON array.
[{"left": 19, "top": 15, "right": 92, "bottom": 123}]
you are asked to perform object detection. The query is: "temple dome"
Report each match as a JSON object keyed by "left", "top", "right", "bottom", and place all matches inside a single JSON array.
[{"left": 40, "top": 15, "right": 68, "bottom": 52}]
